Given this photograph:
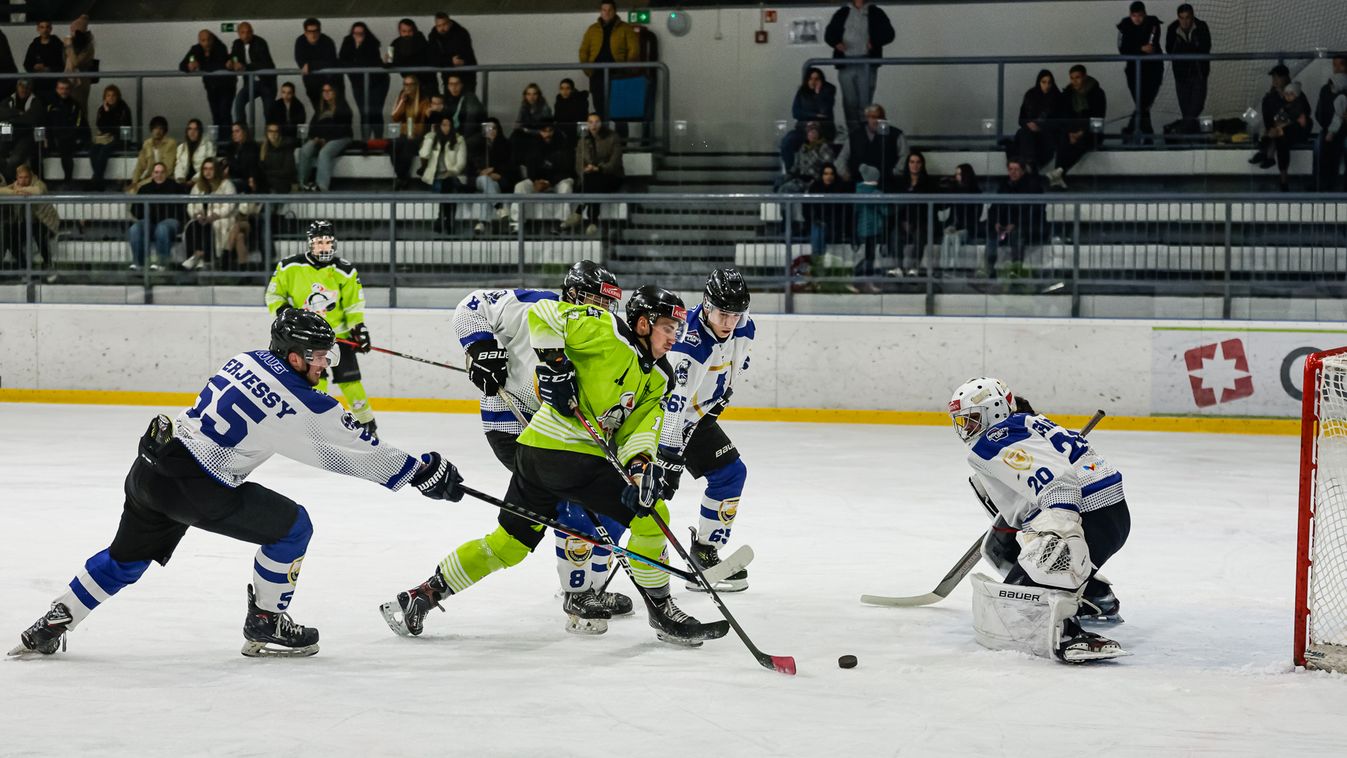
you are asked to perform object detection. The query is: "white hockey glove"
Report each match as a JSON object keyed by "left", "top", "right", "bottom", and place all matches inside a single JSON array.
[{"left": 1015, "top": 508, "right": 1092, "bottom": 591}]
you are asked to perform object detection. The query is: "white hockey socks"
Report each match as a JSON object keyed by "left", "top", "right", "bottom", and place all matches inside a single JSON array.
[{"left": 696, "top": 494, "right": 740, "bottom": 547}]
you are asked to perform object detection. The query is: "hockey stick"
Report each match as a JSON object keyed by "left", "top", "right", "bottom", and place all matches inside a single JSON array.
[
  {"left": 572, "top": 408, "right": 797, "bottom": 676},
  {"left": 335, "top": 339, "right": 467, "bottom": 373},
  {"left": 861, "top": 409, "right": 1107, "bottom": 608}
]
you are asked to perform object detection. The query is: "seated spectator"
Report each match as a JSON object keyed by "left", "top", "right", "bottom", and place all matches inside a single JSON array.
[
  {"left": 0, "top": 164, "right": 56, "bottom": 269},
  {"left": 1012, "top": 69, "right": 1064, "bottom": 173},
  {"left": 221, "top": 121, "right": 261, "bottom": 192},
  {"left": 174, "top": 118, "right": 216, "bottom": 185},
  {"left": 1254, "top": 81, "right": 1311, "bottom": 191},
  {"left": 126, "top": 116, "right": 177, "bottom": 190},
  {"left": 391, "top": 18, "right": 436, "bottom": 95},
  {"left": 339, "top": 22, "right": 389, "bottom": 141},
  {"left": 418, "top": 113, "right": 468, "bottom": 232},
  {"left": 267, "top": 82, "right": 307, "bottom": 141},
  {"left": 127, "top": 162, "right": 185, "bottom": 270},
  {"left": 63, "top": 15, "right": 95, "bottom": 121},
  {"left": 23, "top": 20, "right": 63, "bottom": 103},
  {"left": 228, "top": 22, "right": 277, "bottom": 127},
  {"left": 182, "top": 157, "right": 237, "bottom": 270},
  {"left": 428, "top": 11, "right": 477, "bottom": 93},
  {"left": 444, "top": 73, "right": 485, "bottom": 138},
  {"left": 180, "top": 29, "right": 235, "bottom": 142},
  {"left": 425, "top": 94, "right": 446, "bottom": 127},
  {"left": 294, "top": 18, "right": 340, "bottom": 110},
  {"left": 569, "top": 113, "right": 623, "bottom": 235},
  {"left": 89, "top": 84, "right": 131, "bottom": 192},
  {"left": 839, "top": 104, "right": 905, "bottom": 188},
  {"left": 1052, "top": 64, "right": 1107, "bottom": 189},
  {"left": 939, "top": 163, "right": 982, "bottom": 262},
  {"left": 44, "top": 78, "right": 87, "bottom": 186},
  {"left": 781, "top": 67, "right": 837, "bottom": 172},
  {"left": 891, "top": 149, "right": 938, "bottom": 277},
  {"left": 390, "top": 74, "right": 432, "bottom": 189},
  {"left": 0, "top": 79, "right": 40, "bottom": 180},
  {"left": 984, "top": 158, "right": 1046, "bottom": 277},
  {"left": 777, "top": 121, "right": 835, "bottom": 193},
  {"left": 259, "top": 122, "right": 297, "bottom": 192},
  {"left": 511, "top": 120, "right": 575, "bottom": 229},
  {"left": 297, "top": 82, "right": 354, "bottom": 191},
  {"left": 220, "top": 160, "right": 260, "bottom": 269},
  {"left": 468, "top": 117, "right": 514, "bottom": 231},
  {"left": 1317, "top": 72, "right": 1347, "bottom": 193},
  {"left": 553, "top": 78, "right": 590, "bottom": 145},
  {"left": 853, "top": 164, "right": 889, "bottom": 291},
  {"left": 804, "top": 162, "right": 851, "bottom": 276},
  {"left": 513, "top": 83, "right": 553, "bottom": 153}
]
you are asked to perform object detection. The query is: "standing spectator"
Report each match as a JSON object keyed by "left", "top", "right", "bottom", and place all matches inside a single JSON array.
[
  {"left": 174, "top": 118, "right": 217, "bottom": 185},
  {"left": 0, "top": 28, "right": 18, "bottom": 102},
  {"left": 297, "top": 83, "right": 354, "bottom": 192},
  {"left": 840, "top": 104, "right": 905, "bottom": 189},
  {"left": 259, "top": 123, "right": 298, "bottom": 192},
  {"left": 1116, "top": 1, "right": 1164, "bottom": 142},
  {"left": 182, "top": 157, "right": 237, "bottom": 271},
  {"left": 180, "top": 29, "right": 235, "bottom": 143},
  {"left": 553, "top": 78, "right": 590, "bottom": 145},
  {"left": 1165, "top": 3, "right": 1211, "bottom": 135},
  {"left": 824, "top": 0, "right": 896, "bottom": 137},
  {"left": 852, "top": 163, "right": 888, "bottom": 290},
  {"left": 267, "top": 82, "right": 307, "bottom": 141},
  {"left": 428, "top": 11, "right": 478, "bottom": 93},
  {"left": 443, "top": 73, "right": 485, "bottom": 138},
  {"left": 805, "top": 162, "right": 850, "bottom": 276},
  {"left": 0, "top": 79, "right": 41, "bottom": 180},
  {"left": 468, "top": 116, "right": 514, "bottom": 231},
  {"left": 1313, "top": 57, "right": 1347, "bottom": 190},
  {"left": 777, "top": 121, "right": 836, "bottom": 193},
  {"left": 44, "top": 78, "right": 87, "bottom": 187},
  {"left": 89, "top": 84, "right": 131, "bottom": 192},
  {"left": 391, "top": 19, "right": 436, "bottom": 95},
  {"left": 1316, "top": 73, "right": 1347, "bottom": 193},
  {"left": 781, "top": 67, "right": 838, "bottom": 172},
  {"left": 939, "top": 163, "right": 982, "bottom": 263},
  {"left": 569, "top": 113, "right": 623, "bottom": 235},
  {"left": 127, "top": 162, "right": 184, "bottom": 271},
  {"left": 62, "top": 15, "right": 95, "bottom": 123},
  {"left": 1013, "top": 70, "right": 1064, "bottom": 172},
  {"left": 1256, "top": 82, "right": 1312, "bottom": 191},
  {"left": 418, "top": 113, "right": 468, "bottom": 232},
  {"left": 23, "top": 20, "right": 63, "bottom": 102},
  {"left": 389, "top": 75, "right": 431, "bottom": 189},
  {"left": 578, "top": 1, "right": 640, "bottom": 126},
  {"left": 0, "top": 164, "right": 56, "bottom": 270},
  {"left": 221, "top": 121, "right": 261, "bottom": 192},
  {"left": 891, "top": 149, "right": 938, "bottom": 277},
  {"left": 985, "top": 158, "right": 1046, "bottom": 278},
  {"left": 294, "top": 18, "right": 340, "bottom": 110},
  {"left": 126, "top": 116, "right": 177, "bottom": 190},
  {"left": 228, "top": 22, "right": 278, "bottom": 127},
  {"left": 511, "top": 120, "right": 575, "bottom": 228},
  {"left": 1051, "top": 64, "right": 1107, "bottom": 189},
  {"left": 339, "top": 22, "right": 389, "bottom": 141},
  {"left": 515, "top": 83, "right": 553, "bottom": 137}
]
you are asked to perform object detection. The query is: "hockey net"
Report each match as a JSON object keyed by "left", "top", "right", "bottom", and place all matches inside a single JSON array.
[{"left": 1296, "top": 347, "right": 1347, "bottom": 671}]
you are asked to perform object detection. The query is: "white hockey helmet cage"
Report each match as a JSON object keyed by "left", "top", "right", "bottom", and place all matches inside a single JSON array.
[{"left": 948, "top": 377, "right": 1015, "bottom": 444}]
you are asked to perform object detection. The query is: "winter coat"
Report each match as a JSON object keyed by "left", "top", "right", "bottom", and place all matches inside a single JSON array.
[
  {"left": 179, "top": 36, "right": 236, "bottom": 98},
  {"left": 579, "top": 18, "right": 641, "bottom": 77},
  {"left": 791, "top": 140, "right": 836, "bottom": 181},
  {"left": 188, "top": 179, "right": 238, "bottom": 251},
  {"left": 1166, "top": 18, "right": 1212, "bottom": 80},
  {"left": 576, "top": 127, "right": 623, "bottom": 178},
  {"left": 267, "top": 99, "right": 307, "bottom": 140},
  {"left": 391, "top": 32, "right": 436, "bottom": 93},
  {"left": 823, "top": 1, "right": 896, "bottom": 60},
  {"left": 418, "top": 132, "right": 467, "bottom": 185},
  {"left": 259, "top": 139, "right": 297, "bottom": 192},
  {"left": 1063, "top": 76, "right": 1108, "bottom": 132},
  {"left": 516, "top": 100, "right": 554, "bottom": 132},
  {"left": 174, "top": 139, "right": 217, "bottom": 183},
  {"left": 854, "top": 181, "right": 889, "bottom": 238},
  {"left": 428, "top": 21, "right": 478, "bottom": 90},
  {"left": 519, "top": 134, "right": 574, "bottom": 185},
  {"left": 93, "top": 99, "right": 132, "bottom": 144},
  {"left": 444, "top": 91, "right": 485, "bottom": 137},
  {"left": 308, "top": 100, "right": 354, "bottom": 142},
  {"left": 128, "top": 136, "right": 179, "bottom": 189},
  {"left": 792, "top": 81, "right": 838, "bottom": 128},
  {"left": 0, "top": 176, "right": 58, "bottom": 234},
  {"left": 230, "top": 35, "right": 277, "bottom": 90},
  {"left": 1018, "top": 78, "right": 1066, "bottom": 129}
]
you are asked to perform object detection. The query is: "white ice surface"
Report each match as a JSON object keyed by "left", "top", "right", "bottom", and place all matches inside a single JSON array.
[{"left": 2, "top": 403, "right": 1345, "bottom": 757}]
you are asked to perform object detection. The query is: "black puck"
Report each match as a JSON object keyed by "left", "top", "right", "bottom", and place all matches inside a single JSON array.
[{"left": 838, "top": 654, "right": 858, "bottom": 669}]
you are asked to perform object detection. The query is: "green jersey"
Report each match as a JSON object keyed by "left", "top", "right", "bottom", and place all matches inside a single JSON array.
[
  {"left": 265, "top": 255, "right": 367, "bottom": 337},
  {"left": 519, "top": 300, "right": 674, "bottom": 466}
]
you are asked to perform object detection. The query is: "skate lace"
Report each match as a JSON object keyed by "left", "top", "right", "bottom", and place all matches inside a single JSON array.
[
  {"left": 275, "top": 612, "right": 305, "bottom": 638},
  {"left": 661, "top": 598, "right": 691, "bottom": 624}
]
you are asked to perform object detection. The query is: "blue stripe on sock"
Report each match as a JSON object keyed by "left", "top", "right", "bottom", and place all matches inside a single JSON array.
[
  {"left": 699, "top": 505, "right": 720, "bottom": 520},
  {"left": 591, "top": 563, "right": 609, "bottom": 573},
  {"left": 253, "top": 560, "right": 290, "bottom": 585},
  {"left": 68, "top": 578, "right": 99, "bottom": 611}
]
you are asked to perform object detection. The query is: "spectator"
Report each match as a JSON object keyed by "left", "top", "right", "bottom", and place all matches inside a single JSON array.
[
  {"left": 297, "top": 83, "right": 354, "bottom": 192},
  {"left": 62, "top": 15, "right": 95, "bottom": 122},
  {"left": 939, "top": 163, "right": 982, "bottom": 262},
  {"left": 985, "top": 158, "right": 1046, "bottom": 277},
  {"left": 1255, "top": 82, "right": 1312, "bottom": 191},
  {"left": 781, "top": 67, "right": 838, "bottom": 172},
  {"left": 839, "top": 104, "right": 905, "bottom": 189},
  {"left": 259, "top": 123, "right": 297, "bottom": 192},
  {"left": 0, "top": 79, "right": 41, "bottom": 181},
  {"left": 266, "top": 82, "right": 307, "bottom": 141},
  {"left": 391, "top": 18, "right": 436, "bottom": 95},
  {"left": 891, "top": 149, "right": 938, "bottom": 277},
  {"left": 428, "top": 11, "right": 478, "bottom": 93},
  {"left": 468, "top": 116, "right": 514, "bottom": 231},
  {"left": 294, "top": 17, "right": 340, "bottom": 110},
  {"left": 443, "top": 73, "right": 485, "bottom": 138},
  {"left": 22, "top": 20, "right": 63, "bottom": 102},
  {"left": 221, "top": 121, "right": 261, "bottom": 192},
  {"left": 569, "top": 113, "right": 623, "bottom": 235},
  {"left": 180, "top": 29, "right": 235, "bottom": 143},
  {"left": 418, "top": 113, "right": 468, "bottom": 232},
  {"left": 553, "top": 78, "right": 590, "bottom": 144},
  {"left": 1316, "top": 72, "right": 1347, "bottom": 193},
  {"left": 1051, "top": 64, "right": 1107, "bottom": 189},
  {"left": 578, "top": 1, "right": 640, "bottom": 126},
  {"left": 89, "top": 84, "right": 131, "bottom": 192},
  {"left": 127, "top": 162, "right": 184, "bottom": 270},
  {"left": 339, "top": 22, "right": 389, "bottom": 141},
  {"left": 511, "top": 120, "right": 575, "bottom": 228},
  {"left": 1116, "top": 1, "right": 1164, "bottom": 142},
  {"left": 425, "top": 94, "right": 446, "bottom": 127},
  {"left": 0, "top": 164, "right": 56, "bottom": 270},
  {"left": 777, "top": 121, "right": 836, "bottom": 193},
  {"left": 1165, "top": 3, "right": 1211, "bottom": 135},
  {"left": 1013, "top": 70, "right": 1064, "bottom": 172},
  {"left": 223, "top": 166, "right": 261, "bottom": 269},
  {"left": 0, "top": 28, "right": 17, "bottom": 102},
  {"left": 824, "top": 0, "right": 896, "bottom": 136},
  {"left": 515, "top": 83, "right": 553, "bottom": 137},
  {"left": 1254, "top": 64, "right": 1293, "bottom": 164},
  {"left": 174, "top": 118, "right": 217, "bottom": 185},
  {"left": 228, "top": 22, "right": 278, "bottom": 127},
  {"left": 126, "top": 116, "right": 178, "bottom": 190},
  {"left": 852, "top": 163, "right": 888, "bottom": 290},
  {"left": 1313, "top": 57, "right": 1347, "bottom": 191},
  {"left": 44, "top": 78, "right": 87, "bottom": 187},
  {"left": 182, "top": 157, "right": 237, "bottom": 270},
  {"left": 805, "top": 162, "right": 850, "bottom": 276},
  {"left": 390, "top": 74, "right": 432, "bottom": 189}
]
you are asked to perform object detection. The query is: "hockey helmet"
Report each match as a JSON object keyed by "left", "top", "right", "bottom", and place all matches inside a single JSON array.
[
  {"left": 562, "top": 260, "right": 622, "bottom": 313},
  {"left": 948, "top": 377, "right": 1014, "bottom": 444},
  {"left": 306, "top": 219, "right": 337, "bottom": 264},
  {"left": 703, "top": 267, "right": 750, "bottom": 313},
  {"left": 270, "top": 308, "right": 339, "bottom": 368},
  {"left": 625, "top": 285, "right": 688, "bottom": 341}
]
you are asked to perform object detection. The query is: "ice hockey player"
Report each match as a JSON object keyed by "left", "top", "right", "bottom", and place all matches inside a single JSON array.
[
  {"left": 265, "top": 219, "right": 379, "bottom": 438},
  {"left": 442, "top": 260, "right": 636, "bottom": 631},
  {"left": 384, "top": 286, "right": 726, "bottom": 646},
  {"left": 9, "top": 310, "right": 465, "bottom": 659},
  {"left": 948, "top": 377, "right": 1131, "bottom": 663},
  {"left": 657, "top": 267, "right": 755, "bottom": 592}
]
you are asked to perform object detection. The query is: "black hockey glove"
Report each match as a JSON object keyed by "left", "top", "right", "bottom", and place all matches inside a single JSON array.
[
  {"left": 412, "top": 452, "right": 464, "bottom": 502},
  {"left": 654, "top": 445, "right": 685, "bottom": 499},
  {"left": 706, "top": 387, "right": 734, "bottom": 419},
  {"left": 1014, "top": 395, "right": 1036, "bottom": 415},
  {"left": 535, "top": 357, "right": 578, "bottom": 414},
  {"left": 351, "top": 323, "right": 372, "bottom": 353},
  {"left": 466, "top": 339, "right": 509, "bottom": 396},
  {"left": 621, "top": 458, "right": 663, "bottom": 517}
]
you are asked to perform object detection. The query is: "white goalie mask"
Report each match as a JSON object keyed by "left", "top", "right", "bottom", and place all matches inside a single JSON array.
[{"left": 948, "top": 377, "right": 1014, "bottom": 444}]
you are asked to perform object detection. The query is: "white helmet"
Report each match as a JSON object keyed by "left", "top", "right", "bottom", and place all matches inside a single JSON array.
[{"left": 948, "top": 377, "right": 1015, "bottom": 444}]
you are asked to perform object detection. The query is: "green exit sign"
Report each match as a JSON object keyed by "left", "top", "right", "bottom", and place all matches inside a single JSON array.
[
  {"left": 221, "top": 22, "right": 235, "bottom": 33},
  {"left": 627, "top": 10, "right": 650, "bottom": 24}
]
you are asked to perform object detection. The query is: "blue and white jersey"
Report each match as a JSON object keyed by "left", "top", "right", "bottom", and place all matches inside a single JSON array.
[
  {"left": 175, "top": 350, "right": 420, "bottom": 489},
  {"left": 453, "top": 287, "right": 559, "bottom": 435},
  {"left": 967, "top": 413, "right": 1124, "bottom": 530},
  {"left": 658, "top": 304, "right": 754, "bottom": 450}
]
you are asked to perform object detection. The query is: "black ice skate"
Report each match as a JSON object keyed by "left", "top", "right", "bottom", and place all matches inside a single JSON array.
[
  {"left": 379, "top": 568, "right": 450, "bottom": 638},
  {"left": 241, "top": 585, "right": 319, "bottom": 657},
  {"left": 7, "top": 602, "right": 74, "bottom": 657},
  {"left": 563, "top": 589, "right": 611, "bottom": 635},
  {"left": 1076, "top": 590, "right": 1124, "bottom": 625},
  {"left": 644, "top": 592, "right": 729, "bottom": 647},
  {"left": 596, "top": 589, "right": 634, "bottom": 616},
  {"left": 686, "top": 542, "right": 748, "bottom": 593},
  {"left": 1055, "top": 619, "right": 1129, "bottom": 663}
]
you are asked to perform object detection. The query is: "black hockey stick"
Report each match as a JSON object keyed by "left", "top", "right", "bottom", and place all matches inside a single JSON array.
[
  {"left": 336, "top": 339, "right": 467, "bottom": 373},
  {"left": 572, "top": 408, "right": 797, "bottom": 676}
]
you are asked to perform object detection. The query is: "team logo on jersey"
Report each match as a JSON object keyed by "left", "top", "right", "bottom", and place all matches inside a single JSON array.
[
  {"left": 683, "top": 330, "right": 701, "bottom": 347},
  {"left": 597, "top": 392, "right": 637, "bottom": 433},
  {"left": 718, "top": 498, "right": 739, "bottom": 525},
  {"left": 1082, "top": 462, "right": 1098, "bottom": 472},
  {"left": 1001, "top": 448, "right": 1033, "bottom": 471},
  {"left": 304, "top": 283, "right": 338, "bottom": 313},
  {"left": 675, "top": 358, "right": 691, "bottom": 386},
  {"left": 287, "top": 557, "right": 304, "bottom": 584},
  {"left": 987, "top": 426, "right": 1009, "bottom": 443},
  {"left": 564, "top": 537, "right": 593, "bottom": 566}
]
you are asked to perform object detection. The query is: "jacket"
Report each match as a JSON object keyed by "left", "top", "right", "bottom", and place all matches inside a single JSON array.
[
  {"left": 444, "top": 91, "right": 485, "bottom": 137},
  {"left": 844, "top": 126, "right": 905, "bottom": 190},
  {"left": 793, "top": 81, "right": 838, "bottom": 127},
  {"left": 854, "top": 181, "right": 889, "bottom": 237},
  {"left": 1116, "top": 15, "right": 1163, "bottom": 62},
  {"left": 22, "top": 36, "right": 63, "bottom": 93},
  {"left": 93, "top": 99, "right": 132, "bottom": 143},
  {"left": 267, "top": 99, "right": 307, "bottom": 140},
  {"left": 230, "top": 36, "right": 277, "bottom": 89},
  {"left": 0, "top": 29, "right": 16, "bottom": 101},
  {"left": 1018, "top": 78, "right": 1065, "bottom": 128},
  {"left": 391, "top": 32, "right": 436, "bottom": 93},
  {"left": 468, "top": 132, "right": 514, "bottom": 186},
  {"left": 989, "top": 174, "right": 1046, "bottom": 230},
  {"left": 179, "top": 37, "right": 235, "bottom": 97},
  {"left": 519, "top": 134, "right": 574, "bottom": 185},
  {"left": 418, "top": 132, "right": 467, "bottom": 185},
  {"left": 1165, "top": 18, "right": 1212, "bottom": 79},
  {"left": 188, "top": 178, "right": 237, "bottom": 223},
  {"left": 308, "top": 101, "right": 354, "bottom": 142},
  {"left": 576, "top": 127, "right": 623, "bottom": 178},
  {"left": 823, "top": 2, "right": 896, "bottom": 60},
  {"left": 1063, "top": 76, "right": 1108, "bottom": 132},
  {"left": 516, "top": 100, "right": 553, "bottom": 132},
  {"left": 44, "top": 96, "right": 86, "bottom": 141},
  {"left": 790, "top": 140, "right": 836, "bottom": 180},
  {"left": 223, "top": 140, "right": 261, "bottom": 186},
  {"left": 174, "top": 139, "right": 217, "bottom": 183},
  {"left": 0, "top": 176, "right": 58, "bottom": 233},
  {"left": 428, "top": 21, "right": 478, "bottom": 90},
  {"left": 129, "top": 136, "right": 179, "bottom": 188},
  {"left": 294, "top": 33, "right": 339, "bottom": 81},
  {"left": 259, "top": 139, "right": 297, "bottom": 192},
  {"left": 391, "top": 92, "right": 432, "bottom": 139},
  {"left": 130, "top": 178, "right": 187, "bottom": 225},
  {"left": 579, "top": 18, "right": 640, "bottom": 77}
]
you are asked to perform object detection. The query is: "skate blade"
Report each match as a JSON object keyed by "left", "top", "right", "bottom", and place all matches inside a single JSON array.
[
  {"left": 564, "top": 615, "right": 609, "bottom": 636},
  {"left": 7, "top": 643, "right": 45, "bottom": 657},
  {"left": 1061, "top": 647, "right": 1131, "bottom": 663},
  {"left": 1077, "top": 613, "right": 1125, "bottom": 625},
  {"left": 378, "top": 601, "right": 417, "bottom": 638},
  {"left": 240, "top": 640, "right": 319, "bottom": 658},
  {"left": 685, "top": 578, "right": 748, "bottom": 593},
  {"left": 654, "top": 631, "right": 704, "bottom": 648}
]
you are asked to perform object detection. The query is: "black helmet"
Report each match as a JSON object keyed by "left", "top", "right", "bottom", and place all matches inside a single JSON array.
[
  {"left": 270, "top": 309, "right": 338, "bottom": 366},
  {"left": 625, "top": 285, "right": 687, "bottom": 334},
  {"left": 306, "top": 219, "right": 336, "bottom": 264},
  {"left": 562, "top": 260, "right": 621, "bottom": 311},
  {"left": 704, "top": 267, "right": 750, "bottom": 313}
]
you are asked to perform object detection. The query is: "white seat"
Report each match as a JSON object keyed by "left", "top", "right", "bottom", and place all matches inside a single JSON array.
[{"left": 271, "top": 238, "right": 601, "bottom": 266}]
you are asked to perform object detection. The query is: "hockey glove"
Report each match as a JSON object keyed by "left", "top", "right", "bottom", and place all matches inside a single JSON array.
[
  {"left": 535, "top": 357, "right": 578, "bottom": 414},
  {"left": 654, "top": 445, "right": 686, "bottom": 499},
  {"left": 351, "top": 323, "right": 372, "bottom": 353},
  {"left": 620, "top": 459, "right": 662, "bottom": 517},
  {"left": 412, "top": 452, "right": 464, "bottom": 502},
  {"left": 466, "top": 339, "right": 510, "bottom": 396},
  {"left": 1014, "top": 395, "right": 1036, "bottom": 415}
]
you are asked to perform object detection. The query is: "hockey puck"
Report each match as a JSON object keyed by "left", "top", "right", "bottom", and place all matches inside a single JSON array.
[{"left": 838, "top": 654, "right": 858, "bottom": 669}]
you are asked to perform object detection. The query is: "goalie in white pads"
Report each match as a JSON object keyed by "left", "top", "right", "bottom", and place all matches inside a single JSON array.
[{"left": 949, "top": 378, "right": 1131, "bottom": 663}]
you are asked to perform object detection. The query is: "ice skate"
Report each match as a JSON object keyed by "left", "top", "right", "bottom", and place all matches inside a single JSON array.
[
  {"left": 7, "top": 603, "right": 74, "bottom": 657},
  {"left": 1056, "top": 619, "right": 1129, "bottom": 663},
  {"left": 562, "top": 589, "right": 611, "bottom": 635},
  {"left": 645, "top": 593, "right": 729, "bottom": 647},
  {"left": 379, "top": 568, "right": 449, "bottom": 638},
  {"left": 1076, "top": 590, "right": 1124, "bottom": 625},
  {"left": 686, "top": 542, "right": 748, "bottom": 593},
  {"left": 595, "top": 588, "right": 634, "bottom": 616},
  {"left": 241, "top": 585, "right": 319, "bottom": 658}
]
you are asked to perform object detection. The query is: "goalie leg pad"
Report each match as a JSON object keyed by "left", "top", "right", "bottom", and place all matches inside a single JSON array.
[{"left": 970, "top": 573, "right": 1078, "bottom": 659}]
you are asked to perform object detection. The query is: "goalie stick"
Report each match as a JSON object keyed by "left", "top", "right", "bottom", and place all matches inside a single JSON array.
[{"left": 861, "top": 409, "right": 1106, "bottom": 607}]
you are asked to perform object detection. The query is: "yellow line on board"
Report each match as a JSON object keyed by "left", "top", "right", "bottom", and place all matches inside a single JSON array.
[{"left": 0, "top": 388, "right": 1298, "bottom": 436}]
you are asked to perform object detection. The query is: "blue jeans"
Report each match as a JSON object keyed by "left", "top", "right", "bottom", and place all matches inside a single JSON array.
[
  {"left": 809, "top": 221, "right": 829, "bottom": 257},
  {"left": 297, "top": 138, "right": 353, "bottom": 191},
  {"left": 128, "top": 218, "right": 181, "bottom": 265}
]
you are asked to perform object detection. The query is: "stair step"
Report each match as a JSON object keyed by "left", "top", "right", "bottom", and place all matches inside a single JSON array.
[
  {"left": 648, "top": 183, "right": 768, "bottom": 194},
  {"left": 653, "top": 169, "right": 781, "bottom": 183},
  {"left": 628, "top": 213, "right": 761, "bottom": 228},
  {"left": 630, "top": 202, "right": 760, "bottom": 215},
  {"left": 617, "top": 228, "right": 762, "bottom": 243},
  {"left": 662, "top": 153, "right": 778, "bottom": 169},
  {"left": 611, "top": 245, "right": 736, "bottom": 261}
]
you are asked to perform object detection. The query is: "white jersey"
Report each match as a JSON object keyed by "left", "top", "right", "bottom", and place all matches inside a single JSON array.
[
  {"left": 175, "top": 350, "right": 421, "bottom": 489},
  {"left": 452, "top": 287, "right": 558, "bottom": 435},
  {"left": 967, "top": 413, "right": 1124, "bottom": 530},
  {"left": 658, "top": 304, "right": 754, "bottom": 451}
]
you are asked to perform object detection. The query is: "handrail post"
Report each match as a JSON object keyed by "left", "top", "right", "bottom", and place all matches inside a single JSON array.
[
  {"left": 23, "top": 201, "right": 33, "bottom": 303},
  {"left": 1071, "top": 201, "right": 1082, "bottom": 317},
  {"left": 388, "top": 200, "right": 398, "bottom": 308},
  {"left": 262, "top": 201, "right": 273, "bottom": 273},
  {"left": 783, "top": 199, "right": 795, "bottom": 314},
  {"left": 1223, "top": 201, "right": 1233, "bottom": 319},
  {"left": 516, "top": 196, "right": 526, "bottom": 287},
  {"left": 142, "top": 200, "right": 152, "bottom": 303},
  {"left": 995, "top": 62, "right": 1005, "bottom": 144},
  {"left": 925, "top": 199, "right": 936, "bottom": 315},
  {"left": 1132, "top": 55, "right": 1143, "bottom": 138}
]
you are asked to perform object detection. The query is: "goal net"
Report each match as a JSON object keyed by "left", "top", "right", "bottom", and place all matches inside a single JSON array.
[{"left": 1296, "top": 348, "right": 1347, "bottom": 671}]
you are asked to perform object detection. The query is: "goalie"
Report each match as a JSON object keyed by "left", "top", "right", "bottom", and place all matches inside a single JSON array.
[{"left": 948, "top": 378, "right": 1131, "bottom": 663}]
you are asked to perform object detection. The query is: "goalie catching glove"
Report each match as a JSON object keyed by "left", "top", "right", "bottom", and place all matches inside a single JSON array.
[
  {"left": 412, "top": 452, "right": 464, "bottom": 502},
  {"left": 1016, "top": 508, "right": 1092, "bottom": 591},
  {"left": 466, "top": 339, "right": 509, "bottom": 396}
]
